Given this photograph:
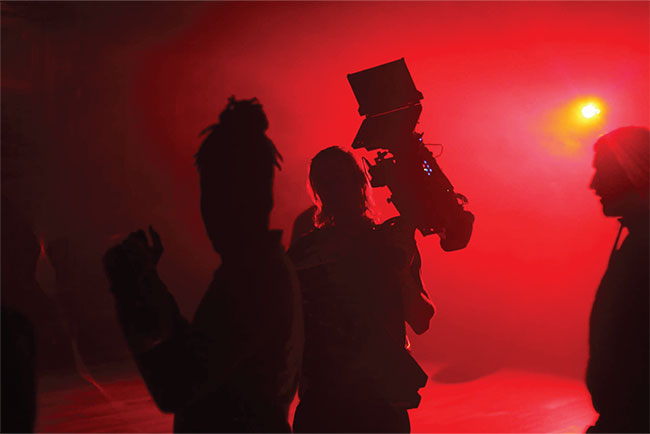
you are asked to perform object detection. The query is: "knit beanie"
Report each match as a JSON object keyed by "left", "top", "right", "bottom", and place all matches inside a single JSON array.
[{"left": 594, "top": 126, "right": 650, "bottom": 196}]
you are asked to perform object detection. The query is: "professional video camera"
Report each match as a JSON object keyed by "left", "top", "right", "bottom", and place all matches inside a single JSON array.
[{"left": 347, "top": 58, "right": 474, "bottom": 251}]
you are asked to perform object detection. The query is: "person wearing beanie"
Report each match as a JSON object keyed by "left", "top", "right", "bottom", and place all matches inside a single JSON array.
[{"left": 586, "top": 126, "right": 649, "bottom": 433}]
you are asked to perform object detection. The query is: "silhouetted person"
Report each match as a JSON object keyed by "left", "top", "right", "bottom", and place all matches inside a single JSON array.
[
  {"left": 288, "top": 146, "right": 433, "bottom": 433},
  {"left": 1, "top": 306, "right": 37, "bottom": 433},
  {"left": 103, "top": 97, "right": 303, "bottom": 433},
  {"left": 1, "top": 196, "right": 75, "bottom": 374},
  {"left": 586, "top": 126, "right": 649, "bottom": 433}
]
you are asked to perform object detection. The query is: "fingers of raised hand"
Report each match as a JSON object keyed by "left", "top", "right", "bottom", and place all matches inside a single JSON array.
[
  {"left": 103, "top": 227, "right": 164, "bottom": 287},
  {"left": 125, "top": 229, "right": 149, "bottom": 248},
  {"left": 122, "top": 230, "right": 152, "bottom": 256},
  {"left": 148, "top": 225, "right": 164, "bottom": 263}
]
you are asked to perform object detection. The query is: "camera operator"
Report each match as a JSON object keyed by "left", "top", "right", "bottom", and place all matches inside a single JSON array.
[{"left": 288, "top": 146, "right": 434, "bottom": 433}]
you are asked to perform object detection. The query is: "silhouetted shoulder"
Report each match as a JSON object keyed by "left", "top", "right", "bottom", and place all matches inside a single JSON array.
[
  {"left": 287, "top": 226, "right": 332, "bottom": 271},
  {"left": 290, "top": 206, "right": 318, "bottom": 247}
]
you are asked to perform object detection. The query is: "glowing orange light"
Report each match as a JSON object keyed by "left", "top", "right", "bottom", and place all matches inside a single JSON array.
[
  {"left": 540, "top": 96, "right": 607, "bottom": 156},
  {"left": 581, "top": 103, "right": 600, "bottom": 119}
]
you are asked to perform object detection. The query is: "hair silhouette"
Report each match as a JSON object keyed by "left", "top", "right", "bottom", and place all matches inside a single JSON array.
[
  {"left": 194, "top": 97, "right": 283, "bottom": 251},
  {"left": 593, "top": 126, "right": 649, "bottom": 197},
  {"left": 309, "top": 146, "right": 373, "bottom": 227}
]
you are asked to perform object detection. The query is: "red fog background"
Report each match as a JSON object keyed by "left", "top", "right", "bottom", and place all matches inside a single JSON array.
[{"left": 2, "top": 1, "right": 648, "bottom": 379}]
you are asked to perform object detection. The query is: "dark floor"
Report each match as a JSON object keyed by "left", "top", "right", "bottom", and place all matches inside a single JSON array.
[{"left": 35, "top": 361, "right": 597, "bottom": 433}]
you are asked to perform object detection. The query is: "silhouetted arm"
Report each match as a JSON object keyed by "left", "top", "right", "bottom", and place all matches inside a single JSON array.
[
  {"left": 104, "top": 228, "right": 182, "bottom": 351},
  {"left": 133, "top": 317, "right": 201, "bottom": 413},
  {"left": 139, "top": 262, "right": 288, "bottom": 414},
  {"left": 383, "top": 217, "right": 435, "bottom": 334},
  {"left": 121, "top": 279, "right": 255, "bottom": 414},
  {"left": 402, "top": 247, "right": 435, "bottom": 335},
  {"left": 104, "top": 228, "right": 197, "bottom": 412}
]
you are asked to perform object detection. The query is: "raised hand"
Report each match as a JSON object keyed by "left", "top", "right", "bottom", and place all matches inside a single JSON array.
[{"left": 103, "top": 226, "right": 164, "bottom": 296}]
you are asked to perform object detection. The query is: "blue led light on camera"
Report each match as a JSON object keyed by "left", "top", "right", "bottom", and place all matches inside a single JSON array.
[{"left": 422, "top": 160, "right": 432, "bottom": 176}]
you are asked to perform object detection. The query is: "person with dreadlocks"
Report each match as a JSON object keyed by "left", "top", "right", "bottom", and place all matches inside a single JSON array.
[
  {"left": 103, "top": 97, "right": 303, "bottom": 433},
  {"left": 288, "top": 146, "right": 433, "bottom": 433},
  {"left": 586, "top": 126, "right": 649, "bottom": 433}
]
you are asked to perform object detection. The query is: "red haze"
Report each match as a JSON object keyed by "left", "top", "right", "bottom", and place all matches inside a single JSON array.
[{"left": 2, "top": 1, "right": 648, "bottom": 377}]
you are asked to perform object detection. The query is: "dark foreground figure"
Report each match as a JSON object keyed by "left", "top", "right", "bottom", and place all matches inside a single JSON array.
[
  {"left": 104, "top": 98, "right": 303, "bottom": 433},
  {"left": 289, "top": 146, "right": 434, "bottom": 433},
  {"left": 1, "top": 307, "right": 37, "bottom": 433},
  {"left": 586, "top": 126, "right": 649, "bottom": 433}
]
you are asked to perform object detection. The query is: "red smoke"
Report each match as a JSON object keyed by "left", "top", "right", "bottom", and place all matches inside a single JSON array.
[{"left": 3, "top": 1, "right": 648, "bottom": 379}]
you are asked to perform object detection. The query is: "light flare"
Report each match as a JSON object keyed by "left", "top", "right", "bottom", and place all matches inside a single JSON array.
[
  {"left": 581, "top": 104, "right": 600, "bottom": 119},
  {"left": 540, "top": 96, "right": 607, "bottom": 156}
]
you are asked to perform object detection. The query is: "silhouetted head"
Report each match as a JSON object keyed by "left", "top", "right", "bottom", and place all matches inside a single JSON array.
[
  {"left": 195, "top": 97, "right": 282, "bottom": 254},
  {"left": 309, "top": 146, "right": 373, "bottom": 227},
  {"left": 590, "top": 126, "right": 649, "bottom": 219}
]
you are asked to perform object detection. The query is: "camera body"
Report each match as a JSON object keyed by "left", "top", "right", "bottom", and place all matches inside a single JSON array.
[{"left": 348, "top": 59, "right": 474, "bottom": 251}]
